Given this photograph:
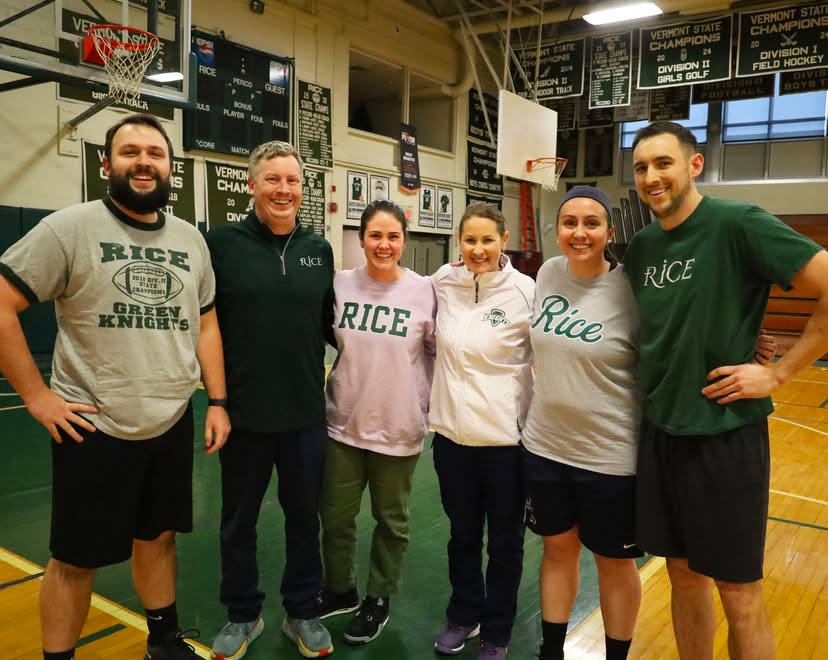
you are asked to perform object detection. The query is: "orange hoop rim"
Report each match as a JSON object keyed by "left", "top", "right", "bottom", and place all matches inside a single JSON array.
[
  {"left": 87, "top": 24, "right": 160, "bottom": 53},
  {"left": 526, "top": 157, "right": 568, "bottom": 172}
]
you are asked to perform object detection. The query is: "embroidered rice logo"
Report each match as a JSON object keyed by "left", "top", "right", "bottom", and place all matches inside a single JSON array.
[
  {"left": 483, "top": 308, "right": 511, "bottom": 327},
  {"left": 112, "top": 261, "right": 184, "bottom": 305}
]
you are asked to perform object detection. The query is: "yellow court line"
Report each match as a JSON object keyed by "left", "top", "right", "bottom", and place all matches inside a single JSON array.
[
  {"left": 566, "top": 557, "right": 666, "bottom": 637},
  {"left": 769, "top": 415, "right": 828, "bottom": 437},
  {"left": 769, "top": 489, "right": 828, "bottom": 506},
  {"left": 790, "top": 379, "right": 828, "bottom": 385},
  {"left": 0, "top": 547, "right": 211, "bottom": 658}
]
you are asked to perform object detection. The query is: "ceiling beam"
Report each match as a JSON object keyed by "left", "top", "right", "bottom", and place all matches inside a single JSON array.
[{"left": 466, "top": 0, "right": 735, "bottom": 34}]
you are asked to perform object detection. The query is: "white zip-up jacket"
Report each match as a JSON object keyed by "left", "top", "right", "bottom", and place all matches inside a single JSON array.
[{"left": 430, "top": 256, "right": 535, "bottom": 447}]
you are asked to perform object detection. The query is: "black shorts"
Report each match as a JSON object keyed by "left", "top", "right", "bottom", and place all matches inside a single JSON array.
[
  {"left": 50, "top": 403, "right": 194, "bottom": 569},
  {"left": 635, "top": 417, "right": 769, "bottom": 583},
  {"left": 522, "top": 447, "right": 643, "bottom": 559}
]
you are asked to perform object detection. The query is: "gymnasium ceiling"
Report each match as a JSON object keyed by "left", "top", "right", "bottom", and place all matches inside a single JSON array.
[{"left": 401, "top": 0, "right": 787, "bottom": 44}]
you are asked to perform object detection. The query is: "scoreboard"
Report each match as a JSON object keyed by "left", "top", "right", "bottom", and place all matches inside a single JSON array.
[{"left": 185, "top": 30, "right": 293, "bottom": 157}]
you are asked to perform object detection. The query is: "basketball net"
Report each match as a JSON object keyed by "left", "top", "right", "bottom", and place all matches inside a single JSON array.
[
  {"left": 526, "top": 157, "right": 569, "bottom": 192},
  {"left": 86, "top": 25, "right": 160, "bottom": 104}
]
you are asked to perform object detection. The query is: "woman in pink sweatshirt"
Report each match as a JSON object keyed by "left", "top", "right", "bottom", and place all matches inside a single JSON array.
[{"left": 316, "top": 199, "right": 437, "bottom": 647}]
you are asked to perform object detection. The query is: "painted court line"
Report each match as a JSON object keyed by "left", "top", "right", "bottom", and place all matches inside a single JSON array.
[
  {"left": 770, "top": 415, "right": 828, "bottom": 437},
  {"left": 0, "top": 404, "right": 27, "bottom": 411},
  {"left": 0, "top": 547, "right": 211, "bottom": 658},
  {"left": 769, "top": 489, "right": 828, "bottom": 507}
]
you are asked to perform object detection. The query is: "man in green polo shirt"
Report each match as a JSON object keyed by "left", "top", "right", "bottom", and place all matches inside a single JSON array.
[
  {"left": 625, "top": 120, "right": 828, "bottom": 660},
  {"left": 207, "top": 141, "right": 335, "bottom": 659}
]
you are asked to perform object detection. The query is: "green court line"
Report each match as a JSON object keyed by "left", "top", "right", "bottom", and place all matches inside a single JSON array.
[
  {"left": 820, "top": 398, "right": 828, "bottom": 409},
  {"left": 0, "top": 571, "right": 43, "bottom": 590},
  {"left": 768, "top": 516, "right": 828, "bottom": 533},
  {"left": 77, "top": 623, "right": 127, "bottom": 647}
]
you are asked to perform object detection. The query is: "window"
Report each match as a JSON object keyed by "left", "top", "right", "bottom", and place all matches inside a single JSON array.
[
  {"left": 348, "top": 51, "right": 403, "bottom": 140},
  {"left": 620, "top": 103, "right": 709, "bottom": 149},
  {"left": 409, "top": 72, "right": 454, "bottom": 152},
  {"left": 722, "top": 75, "right": 827, "bottom": 142},
  {"left": 349, "top": 51, "right": 455, "bottom": 151}
]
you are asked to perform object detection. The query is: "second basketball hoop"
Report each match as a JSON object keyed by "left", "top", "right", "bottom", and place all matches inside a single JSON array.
[{"left": 526, "top": 157, "right": 569, "bottom": 192}]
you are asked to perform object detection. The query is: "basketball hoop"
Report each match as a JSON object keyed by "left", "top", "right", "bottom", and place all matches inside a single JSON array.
[
  {"left": 84, "top": 24, "right": 160, "bottom": 104},
  {"left": 526, "top": 157, "right": 569, "bottom": 192}
]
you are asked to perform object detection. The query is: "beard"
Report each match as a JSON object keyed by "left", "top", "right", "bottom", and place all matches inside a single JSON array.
[{"left": 108, "top": 166, "right": 172, "bottom": 214}]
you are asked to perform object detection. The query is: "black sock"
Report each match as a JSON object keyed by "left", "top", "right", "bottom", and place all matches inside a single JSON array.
[
  {"left": 606, "top": 634, "right": 632, "bottom": 660},
  {"left": 540, "top": 620, "right": 567, "bottom": 658},
  {"left": 43, "top": 651, "right": 75, "bottom": 660},
  {"left": 146, "top": 602, "right": 178, "bottom": 645}
]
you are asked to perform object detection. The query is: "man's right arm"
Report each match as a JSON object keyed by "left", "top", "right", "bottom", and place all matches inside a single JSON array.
[{"left": 0, "top": 275, "right": 96, "bottom": 442}]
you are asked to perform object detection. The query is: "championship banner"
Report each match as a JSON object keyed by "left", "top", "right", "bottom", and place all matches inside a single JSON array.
[
  {"left": 82, "top": 141, "right": 196, "bottom": 226},
  {"left": 614, "top": 87, "right": 649, "bottom": 122},
  {"left": 297, "top": 81, "right": 333, "bottom": 169},
  {"left": 543, "top": 99, "right": 577, "bottom": 131},
  {"left": 638, "top": 16, "right": 732, "bottom": 89},
  {"left": 205, "top": 161, "right": 252, "bottom": 228},
  {"left": 579, "top": 95, "right": 614, "bottom": 128},
  {"left": 692, "top": 75, "right": 774, "bottom": 104},
  {"left": 737, "top": 3, "right": 828, "bottom": 78},
  {"left": 400, "top": 123, "right": 421, "bottom": 192},
  {"left": 556, "top": 130, "right": 579, "bottom": 179},
  {"left": 780, "top": 68, "right": 828, "bottom": 95},
  {"left": 466, "top": 141, "right": 503, "bottom": 196},
  {"left": 512, "top": 39, "right": 585, "bottom": 101},
  {"left": 297, "top": 168, "right": 326, "bottom": 237},
  {"left": 468, "top": 89, "right": 499, "bottom": 143},
  {"left": 589, "top": 31, "right": 632, "bottom": 108},
  {"left": 649, "top": 86, "right": 691, "bottom": 121},
  {"left": 466, "top": 192, "right": 502, "bottom": 211}
]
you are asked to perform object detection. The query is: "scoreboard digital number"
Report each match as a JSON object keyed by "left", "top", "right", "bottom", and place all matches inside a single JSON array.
[{"left": 185, "top": 30, "right": 293, "bottom": 157}]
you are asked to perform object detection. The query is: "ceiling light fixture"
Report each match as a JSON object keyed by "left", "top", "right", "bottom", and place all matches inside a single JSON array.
[{"left": 583, "top": 2, "right": 662, "bottom": 25}]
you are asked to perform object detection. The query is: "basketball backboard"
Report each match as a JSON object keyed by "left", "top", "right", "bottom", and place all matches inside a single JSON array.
[
  {"left": 0, "top": 0, "right": 192, "bottom": 106},
  {"left": 496, "top": 89, "right": 559, "bottom": 186}
]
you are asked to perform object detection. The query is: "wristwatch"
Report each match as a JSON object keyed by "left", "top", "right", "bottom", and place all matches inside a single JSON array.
[{"left": 207, "top": 398, "right": 228, "bottom": 407}]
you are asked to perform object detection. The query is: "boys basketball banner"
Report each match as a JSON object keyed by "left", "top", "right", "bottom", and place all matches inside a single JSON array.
[
  {"left": 638, "top": 16, "right": 732, "bottom": 89},
  {"left": 82, "top": 141, "right": 196, "bottom": 226},
  {"left": 512, "top": 39, "right": 585, "bottom": 101},
  {"left": 737, "top": 3, "right": 828, "bottom": 77},
  {"left": 297, "top": 81, "right": 332, "bottom": 169},
  {"left": 298, "top": 169, "right": 326, "bottom": 237},
  {"left": 589, "top": 31, "right": 632, "bottom": 109},
  {"left": 468, "top": 89, "right": 498, "bottom": 144}
]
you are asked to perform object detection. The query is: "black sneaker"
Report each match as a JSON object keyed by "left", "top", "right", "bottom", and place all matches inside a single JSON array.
[
  {"left": 317, "top": 587, "right": 360, "bottom": 619},
  {"left": 343, "top": 595, "right": 390, "bottom": 645},
  {"left": 144, "top": 629, "right": 200, "bottom": 660}
]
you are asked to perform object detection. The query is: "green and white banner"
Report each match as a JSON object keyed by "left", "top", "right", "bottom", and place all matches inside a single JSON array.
[
  {"left": 737, "top": 3, "right": 828, "bottom": 77},
  {"left": 205, "top": 161, "right": 251, "bottom": 228},
  {"left": 639, "top": 16, "right": 732, "bottom": 89}
]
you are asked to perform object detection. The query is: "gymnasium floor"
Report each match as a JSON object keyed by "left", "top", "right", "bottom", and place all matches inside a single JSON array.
[{"left": 1, "top": 360, "right": 826, "bottom": 659}]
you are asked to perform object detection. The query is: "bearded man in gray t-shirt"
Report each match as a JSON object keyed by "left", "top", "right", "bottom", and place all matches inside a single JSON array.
[{"left": 0, "top": 114, "right": 230, "bottom": 660}]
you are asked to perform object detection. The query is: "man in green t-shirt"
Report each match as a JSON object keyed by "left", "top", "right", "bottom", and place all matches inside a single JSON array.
[{"left": 625, "top": 121, "right": 828, "bottom": 659}]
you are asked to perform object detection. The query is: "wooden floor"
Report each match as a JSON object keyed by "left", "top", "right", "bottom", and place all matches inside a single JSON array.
[
  {"left": 0, "top": 365, "right": 826, "bottom": 659},
  {"left": 566, "top": 365, "right": 828, "bottom": 659}
]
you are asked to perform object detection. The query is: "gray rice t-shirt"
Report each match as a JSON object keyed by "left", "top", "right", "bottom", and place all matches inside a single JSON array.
[
  {"left": 522, "top": 256, "right": 640, "bottom": 476},
  {"left": 0, "top": 198, "right": 215, "bottom": 440}
]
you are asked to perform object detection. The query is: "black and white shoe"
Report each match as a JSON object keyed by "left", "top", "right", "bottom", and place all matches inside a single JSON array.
[
  {"left": 343, "top": 595, "right": 390, "bottom": 645},
  {"left": 316, "top": 587, "right": 360, "bottom": 619}
]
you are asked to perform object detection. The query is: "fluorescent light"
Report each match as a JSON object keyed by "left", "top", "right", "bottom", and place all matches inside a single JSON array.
[
  {"left": 583, "top": 2, "right": 662, "bottom": 25},
  {"left": 146, "top": 71, "right": 184, "bottom": 83}
]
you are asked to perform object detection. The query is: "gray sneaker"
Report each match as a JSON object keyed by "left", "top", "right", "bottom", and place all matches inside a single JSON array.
[
  {"left": 210, "top": 617, "right": 264, "bottom": 660},
  {"left": 281, "top": 616, "right": 334, "bottom": 658}
]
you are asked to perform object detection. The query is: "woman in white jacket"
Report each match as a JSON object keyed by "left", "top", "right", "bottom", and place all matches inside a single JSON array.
[{"left": 430, "top": 202, "right": 535, "bottom": 660}]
